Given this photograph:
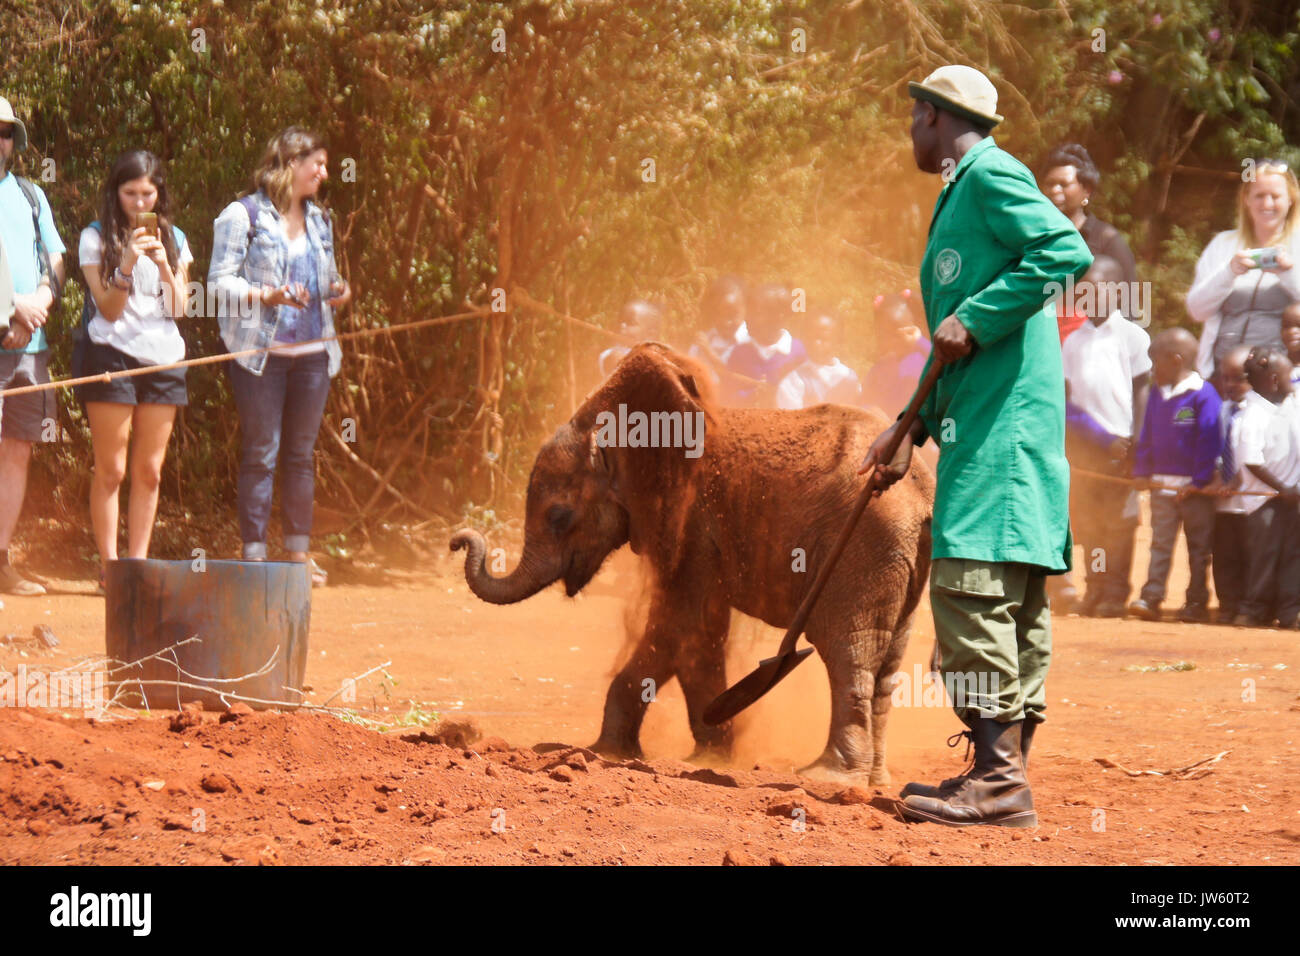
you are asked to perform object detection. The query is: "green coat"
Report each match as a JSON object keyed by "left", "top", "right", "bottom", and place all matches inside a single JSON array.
[{"left": 916, "top": 137, "right": 1093, "bottom": 571}]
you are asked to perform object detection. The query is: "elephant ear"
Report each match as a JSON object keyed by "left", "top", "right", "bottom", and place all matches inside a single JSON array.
[{"left": 591, "top": 346, "right": 715, "bottom": 575}]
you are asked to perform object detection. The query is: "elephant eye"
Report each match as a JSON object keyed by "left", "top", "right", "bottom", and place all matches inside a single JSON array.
[{"left": 546, "top": 504, "right": 575, "bottom": 536}]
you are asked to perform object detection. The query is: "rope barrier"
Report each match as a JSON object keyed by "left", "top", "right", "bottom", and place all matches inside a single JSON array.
[
  {"left": 0, "top": 306, "right": 493, "bottom": 397},
  {"left": 1072, "top": 465, "right": 1281, "bottom": 499}
]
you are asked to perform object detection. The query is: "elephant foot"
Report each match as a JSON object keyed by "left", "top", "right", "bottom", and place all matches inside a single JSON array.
[
  {"left": 686, "top": 742, "right": 731, "bottom": 766},
  {"left": 797, "top": 756, "right": 882, "bottom": 787},
  {"left": 589, "top": 735, "right": 643, "bottom": 762}
]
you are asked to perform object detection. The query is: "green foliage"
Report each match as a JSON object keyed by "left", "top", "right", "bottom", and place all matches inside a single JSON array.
[{"left": 3, "top": 0, "right": 1299, "bottom": 553}]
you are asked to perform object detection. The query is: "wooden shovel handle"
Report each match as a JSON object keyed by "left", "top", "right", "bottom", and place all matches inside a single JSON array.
[{"left": 772, "top": 358, "right": 944, "bottom": 660}]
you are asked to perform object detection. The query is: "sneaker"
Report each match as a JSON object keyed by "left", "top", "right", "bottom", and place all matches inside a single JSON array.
[
  {"left": 1233, "top": 613, "right": 1269, "bottom": 628},
  {"left": 1177, "top": 603, "right": 1209, "bottom": 623},
  {"left": 1216, "top": 606, "right": 1238, "bottom": 625},
  {"left": 0, "top": 564, "right": 45, "bottom": 596},
  {"left": 1127, "top": 598, "right": 1160, "bottom": 621}
]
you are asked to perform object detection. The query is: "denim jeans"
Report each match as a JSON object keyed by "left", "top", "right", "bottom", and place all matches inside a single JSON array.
[{"left": 229, "top": 351, "right": 331, "bottom": 558}]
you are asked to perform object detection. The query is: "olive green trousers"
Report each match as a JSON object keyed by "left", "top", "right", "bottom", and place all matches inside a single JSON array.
[{"left": 929, "top": 558, "right": 1052, "bottom": 724}]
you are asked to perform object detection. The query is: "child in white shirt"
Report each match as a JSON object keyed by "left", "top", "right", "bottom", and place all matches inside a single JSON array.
[
  {"left": 1236, "top": 346, "right": 1300, "bottom": 626},
  {"left": 776, "top": 308, "right": 861, "bottom": 409},
  {"left": 1060, "top": 256, "right": 1152, "bottom": 616}
]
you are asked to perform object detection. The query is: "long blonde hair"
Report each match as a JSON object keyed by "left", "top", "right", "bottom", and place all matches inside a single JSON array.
[
  {"left": 246, "top": 126, "right": 327, "bottom": 213},
  {"left": 1237, "top": 160, "right": 1300, "bottom": 247}
]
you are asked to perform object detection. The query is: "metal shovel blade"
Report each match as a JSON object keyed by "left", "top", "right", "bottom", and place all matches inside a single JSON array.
[{"left": 702, "top": 646, "right": 815, "bottom": 726}]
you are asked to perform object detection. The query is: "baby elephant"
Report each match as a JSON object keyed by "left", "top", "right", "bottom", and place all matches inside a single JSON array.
[{"left": 452, "top": 344, "right": 933, "bottom": 783}]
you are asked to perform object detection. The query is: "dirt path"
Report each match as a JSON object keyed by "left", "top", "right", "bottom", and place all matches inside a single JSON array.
[{"left": 2, "top": 534, "right": 1297, "bottom": 865}]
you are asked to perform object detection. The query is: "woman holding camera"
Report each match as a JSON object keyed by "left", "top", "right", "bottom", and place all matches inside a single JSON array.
[
  {"left": 1188, "top": 159, "right": 1300, "bottom": 379},
  {"left": 77, "top": 150, "right": 192, "bottom": 581},
  {"left": 208, "top": 127, "right": 350, "bottom": 585}
]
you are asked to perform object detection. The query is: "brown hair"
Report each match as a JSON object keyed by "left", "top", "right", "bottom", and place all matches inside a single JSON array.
[
  {"left": 96, "top": 150, "right": 180, "bottom": 284},
  {"left": 1236, "top": 161, "right": 1300, "bottom": 247},
  {"left": 246, "top": 126, "right": 328, "bottom": 213}
]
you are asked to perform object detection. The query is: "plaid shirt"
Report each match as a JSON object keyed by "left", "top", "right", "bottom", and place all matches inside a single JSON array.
[{"left": 208, "top": 190, "right": 343, "bottom": 376}]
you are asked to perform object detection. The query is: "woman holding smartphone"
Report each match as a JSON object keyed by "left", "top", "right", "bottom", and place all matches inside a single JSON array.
[
  {"left": 77, "top": 150, "right": 192, "bottom": 585},
  {"left": 208, "top": 127, "right": 350, "bottom": 585}
]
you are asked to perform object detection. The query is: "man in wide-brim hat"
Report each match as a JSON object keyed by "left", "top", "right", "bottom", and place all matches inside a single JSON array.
[{"left": 861, "top": 65, "right": 1092, "bottom": 827}]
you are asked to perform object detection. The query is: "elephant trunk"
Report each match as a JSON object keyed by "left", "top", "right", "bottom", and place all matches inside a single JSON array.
[{"left": 450, "top": 528, "right": 563, "bottom": 605}]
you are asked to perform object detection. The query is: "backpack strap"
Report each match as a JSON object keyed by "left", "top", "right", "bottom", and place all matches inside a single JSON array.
[
  {"left": 77, "top": 220, "right": 103, "bottom": 334},
  {"left": 239, "top": 194, "right": 260, "bottom": 245},
  {"left": 15, "top": 176, "right": 58, "bottom": 298}
]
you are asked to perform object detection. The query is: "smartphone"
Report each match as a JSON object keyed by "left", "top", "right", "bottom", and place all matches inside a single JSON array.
[{"left": 133, "top": 212, "right": 159, "bottom": 238}]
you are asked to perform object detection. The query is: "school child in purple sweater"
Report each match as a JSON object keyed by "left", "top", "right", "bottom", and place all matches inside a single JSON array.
[
  {"left": 1129, "top": 328, "right": 1222, "bottom": 623},
  {"left": 724, "top": 283, "right": 808, "bottom": 406}
]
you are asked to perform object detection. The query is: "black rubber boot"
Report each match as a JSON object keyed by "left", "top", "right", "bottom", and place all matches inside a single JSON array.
[
  {"left": 899, "top": 718, "right": 1038, "bottom": 827},
  {"left": 899, "top": 717, "right": 1039, "bottom": 799}
]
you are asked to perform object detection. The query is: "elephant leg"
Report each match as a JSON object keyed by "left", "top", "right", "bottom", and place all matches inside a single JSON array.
[
  {"left": 677, "top": 596, "right": 733, "bottom": 761},
  {"left": 590, "top": 618, "right": 676, "bottom": 761},
  {"left": 799, "top": 628, "right": 891, "bottom": 785},
  {"left": 870, "top": 613, "right": 913, "bottom": 786}
]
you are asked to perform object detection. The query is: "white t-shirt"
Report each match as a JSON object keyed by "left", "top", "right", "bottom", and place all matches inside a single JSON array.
[
  {"left": 1061, "top": 310, "right": 1153, "bottom": 438},
  {"left": 1219, "top": 389, "right": 1274, "bottom": 515},
  {"left": 80, "top": 225, "right": 191, "bottom": 365}
]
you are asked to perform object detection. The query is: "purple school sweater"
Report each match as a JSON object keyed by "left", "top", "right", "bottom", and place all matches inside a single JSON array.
[
  {"left": 1132, "top": 376, "right": 1222, "bottom": 487},
  {"left": 724, "top": 334, "right": 808, "bottom": 404}
]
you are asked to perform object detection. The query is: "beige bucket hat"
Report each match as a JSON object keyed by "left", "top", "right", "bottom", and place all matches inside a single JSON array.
[
  {"left": 0, "top": 98, "right": 29, "bottom": 152},
  {"left": 908, "top": 65, "right": 1004, "bottom": 128}
]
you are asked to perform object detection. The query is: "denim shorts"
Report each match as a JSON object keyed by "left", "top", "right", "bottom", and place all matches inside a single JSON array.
[
  {"left": 73, "top": 341, "right": 188, "bottom": 407},
  {"left": 0, "top": 350, "right": 55, "bottom": 442}
]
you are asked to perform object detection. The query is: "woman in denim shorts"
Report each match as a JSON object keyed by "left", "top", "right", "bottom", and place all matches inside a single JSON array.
[{"left": 76, "top": 150, "right": 192, "bottom": 585}]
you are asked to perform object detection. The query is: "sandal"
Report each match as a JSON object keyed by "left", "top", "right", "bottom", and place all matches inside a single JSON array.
[{"left": 307, "top": 557, "right": 327, "bottom": 589}]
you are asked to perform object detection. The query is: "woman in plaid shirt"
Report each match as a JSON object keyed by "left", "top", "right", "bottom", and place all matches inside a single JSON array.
[{"left": 208, "top": 127, "right": 351, "bottom": 585}]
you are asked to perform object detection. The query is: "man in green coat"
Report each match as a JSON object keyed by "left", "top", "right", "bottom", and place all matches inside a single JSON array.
[{"left": 861, "top": 65, "right": 1092, "bottom": 827}]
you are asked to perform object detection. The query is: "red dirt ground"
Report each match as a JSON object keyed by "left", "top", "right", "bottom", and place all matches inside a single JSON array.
[{"left": 1, "top": 526, "right": 1298, "bottom": 865}]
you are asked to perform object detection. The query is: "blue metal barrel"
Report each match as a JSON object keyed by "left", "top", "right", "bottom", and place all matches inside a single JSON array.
[{"left": 104, "top": 558, "right": 312, "bottom": 710}]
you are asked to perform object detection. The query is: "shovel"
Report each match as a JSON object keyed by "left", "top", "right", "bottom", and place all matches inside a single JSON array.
[{"left": 702, "top": 358, "right": 944, "bottom": 726}]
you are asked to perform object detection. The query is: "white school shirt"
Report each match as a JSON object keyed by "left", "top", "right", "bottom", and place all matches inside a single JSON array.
[
  {"left": 1276, "top": 392, "right": 1300, "bottom": 487},
  {"left": 1218, "top": 389, "right": 1274, "bottom": 515},
  {"left": 749, "top": 328, "right": 794, "bottom": 361},
  {"left": 1061, "top": 309, "right": 1152, "bottom": 438},
  {"left": 775, "top": 357, "right": 861, "bottom": 410},
  {"left": 80, "top": 226, "right": 192, "bottom": 365}
]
